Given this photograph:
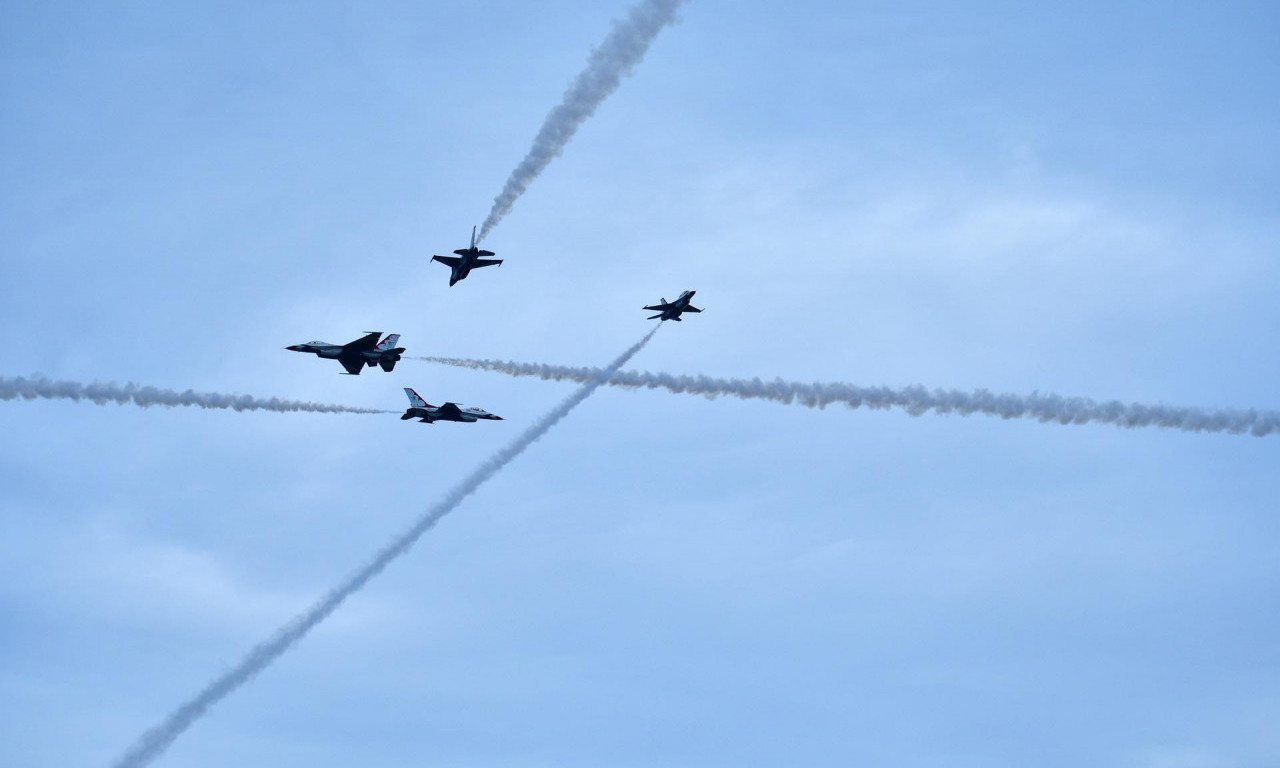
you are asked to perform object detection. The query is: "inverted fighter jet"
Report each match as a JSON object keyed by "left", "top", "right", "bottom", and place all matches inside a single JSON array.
[
  {"left": 400, "top": 387, "right": 503, "bottom": 424},
  {"left": 644, "top": 290, "right": 703, "bottom": 321},
  {"left": 431, "top": 226, "right": 503, "bottom": 286},
  {"left": 285, "top": 332, "right": 405, "bottom": 375}
]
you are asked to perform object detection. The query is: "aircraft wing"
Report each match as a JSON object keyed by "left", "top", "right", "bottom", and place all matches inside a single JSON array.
[
  {"left": 338, "top": 356, "right": 364, "bottom": 375},
  {"left": 342, "top": 331, "right": 382, "bottom": 353},
  {"left": 433, "top": 255, "right": 463, "bottom": 268},
  {"left": 643, "top": 303, "right": 669, "bottom": 311},
  {"left": 684, "top": 306, "right": 703, "bottom": 313},
  {"left": 436, "top": 402, "right": 463, "bottom": 418},
  {"left": 472, "top": 258, "right": 503, "bottom": 269}
]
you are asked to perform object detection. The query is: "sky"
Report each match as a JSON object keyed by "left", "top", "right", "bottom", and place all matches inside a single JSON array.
[{"left": 2, "top": 1, "right": 1278, "bottom": 766}]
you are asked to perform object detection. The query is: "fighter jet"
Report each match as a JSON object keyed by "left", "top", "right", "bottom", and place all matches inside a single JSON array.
[
  {"left": 400, "top": 387, "right": 503, "bottom": 424},
  {"left": 644, "top": 290, "right": 703, "bottom": 321},
  {"left": 285, "top": 332, "right": 405, "bottom": 375},
  {"left": 431, "top": 226, "right": 503, "bottom": 286}
]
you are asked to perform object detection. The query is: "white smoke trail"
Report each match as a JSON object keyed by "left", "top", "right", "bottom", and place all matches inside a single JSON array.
[
  {"left": 0, "top": 374, "right": 390, "bottom": 415},
  {"left": 476, "top": 0, "right": 686, "bottom": 241},
  {"left": 108, "top": 327, "right": 659, "bottom": 768},
  {"left": 415, "top": 356, "right": 1280, "bottom": 437}
]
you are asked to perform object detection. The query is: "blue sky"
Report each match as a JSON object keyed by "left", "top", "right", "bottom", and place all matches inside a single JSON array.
[{"left": 2, "top": 1, "right": 1278, "bottom": 766}]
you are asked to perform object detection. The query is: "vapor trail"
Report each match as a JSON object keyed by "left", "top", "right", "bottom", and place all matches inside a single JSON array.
[
  {"left": 476, "top": 0, "right": 686, "bottom": 241},
  {"left": 415, "top": 356, "right": 1280, "bottom": 437},
  {"left": 109, "top": 327, "right": 659, "bottom": 768},
  {"left": 0, "top": 375, "right": 390, "bottom": 415}
]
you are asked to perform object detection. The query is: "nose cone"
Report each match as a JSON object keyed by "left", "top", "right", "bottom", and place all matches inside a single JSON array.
[{"left": 285, "top": 345, "right": 303, "bottom": 351}]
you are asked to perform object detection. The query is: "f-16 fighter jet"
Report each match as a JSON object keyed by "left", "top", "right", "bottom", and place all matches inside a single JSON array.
[
  {"left": 431, "top": 226, "right": 503, "bottom": 286},
  {"left": 400, "top": 387, "right": 503, "bottom": 424},
  {"left": 285, "top": 332, "right": 405, "bottom": 375},
  {"left": 644, "top": 290, "right": 703, "bottom": 321}
]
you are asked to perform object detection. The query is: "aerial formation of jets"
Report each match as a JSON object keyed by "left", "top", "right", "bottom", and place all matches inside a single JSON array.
[{"left": 287, "top": 224, "right": 699, "bottom": 424}]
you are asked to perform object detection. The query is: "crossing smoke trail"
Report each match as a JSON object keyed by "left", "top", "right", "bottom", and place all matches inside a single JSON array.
[
  {"left": 415, "top": 357, "right": 1280, "bottom": 437},
  {"left": 0, "top": 375, "right": 390, "bottom": 415},
  {"left": 476, "top": 0, "right": 686, "bottom": 242},
  {"left": 109, "top": 327, "right": 658, "bottom": 768}
]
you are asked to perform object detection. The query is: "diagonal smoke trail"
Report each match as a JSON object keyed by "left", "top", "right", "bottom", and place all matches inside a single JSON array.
[
  {"left": 0, "top": 374, "right": 390, "bottom": 415},
  {"left": 109, "top": 327, "right": 659, "bottom": 768},
  {"left": 414, "top": 356, "right": 1280, "bottom": 437},
  {"left": 476, "top": 0, "right": 686, "bottom": 242}
]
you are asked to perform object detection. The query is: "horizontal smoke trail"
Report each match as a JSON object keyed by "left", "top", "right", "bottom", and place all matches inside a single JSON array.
[
  {"left": 0, "top": 375, "right": 390, "bottom": 415},
  {"left": 109, "top": 327, "right": 659, "bottom": 768},
  {"left": 415, "top": 357, "right": 1280, "bottom": 437},
  {"left": 476, "top": 0, "right": 686, "bottom": 241}
]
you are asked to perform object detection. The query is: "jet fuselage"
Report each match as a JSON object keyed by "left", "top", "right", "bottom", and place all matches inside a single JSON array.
[
  {"left": 400, "top": 388, "right": 503, "bottom": 424},
  {"left": 286, "top": 333, "right": 404, "bottom": 375},
  {"left": 644, "top": 290, "right": 702, "bottom": 321},
  {"left": 431, "top": 226, "right": 503, "bottom": 286}
]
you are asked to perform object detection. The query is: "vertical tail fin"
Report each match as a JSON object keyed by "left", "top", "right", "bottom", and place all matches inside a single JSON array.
[
  {"left": 403, "top": 388, "right": 429, "bottom": 408},
  {"left": 376, "top": 333, "right": 401, "bottom": 351},
  {"left": 470, "top": 225, "right": 477, "bottom": 250}
]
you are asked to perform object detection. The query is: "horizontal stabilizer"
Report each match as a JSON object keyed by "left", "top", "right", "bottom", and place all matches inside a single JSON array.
[
  {"left": 685, "top": 306, "right": 703, "bottom": 313},
  {"left": 647, "top": 313, "right": 664, "bottom": 320},
  {"left": 379, "top": 359, "right": 397, "bottom": 372}
]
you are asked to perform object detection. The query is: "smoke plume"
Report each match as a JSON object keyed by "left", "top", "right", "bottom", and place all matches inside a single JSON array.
[
  {"left": 415, "top": 356, "right": 1280, "bottom": 437},
  {"left": 0, "top": 375, "right": 389, "bottom": 415},
  {"left": 476, "top": 0, "right": 686, "bottom": 241},
  {"left": 109, "top": 327, "right": 658, "bottom": 768}
]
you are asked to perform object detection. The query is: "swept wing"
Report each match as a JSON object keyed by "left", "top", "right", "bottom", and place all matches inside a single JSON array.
[
  {"left": 341, "top": 331, "right": 382, "bottom": 353},
  {"left": 436, "top": 402, "right": 463, "bottom": 418}
]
